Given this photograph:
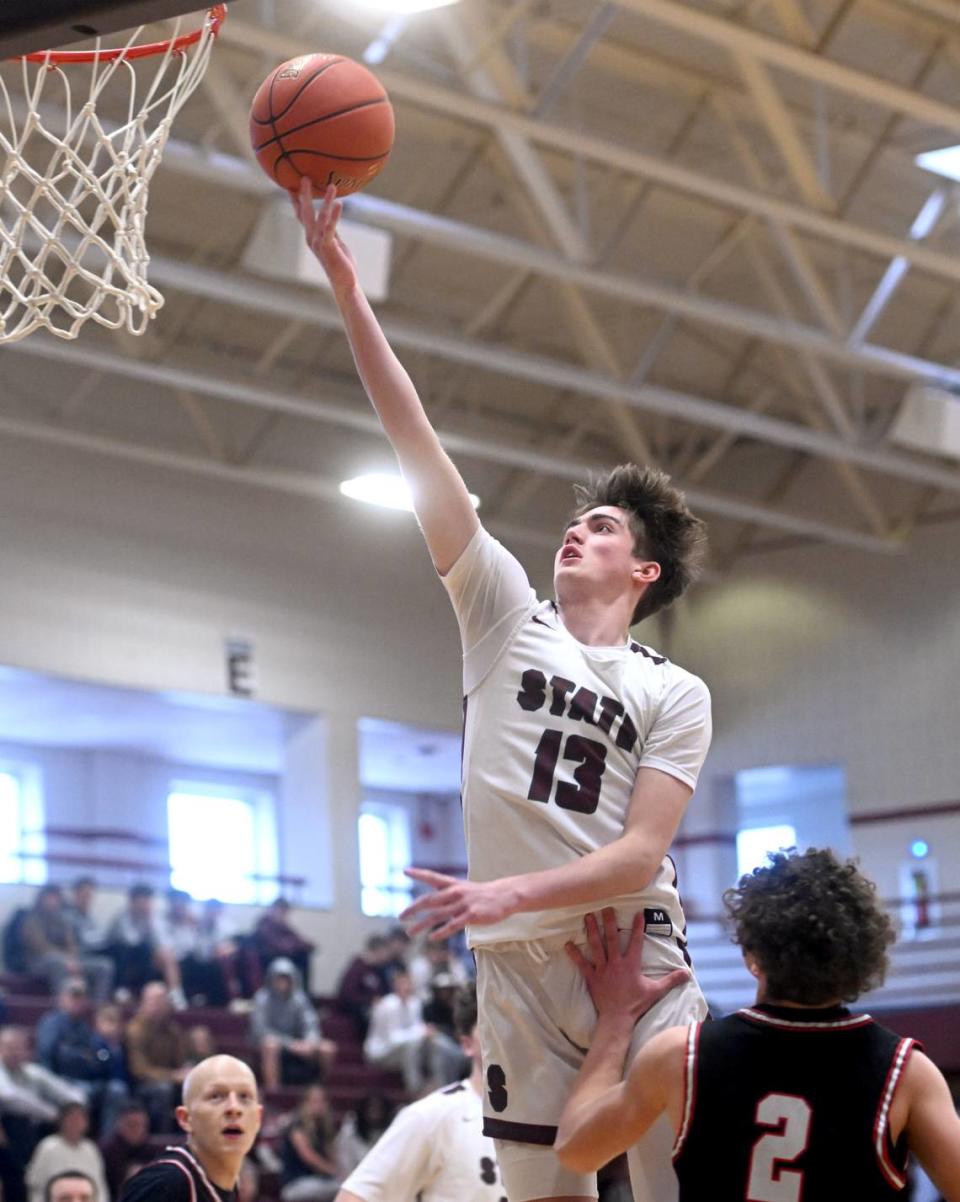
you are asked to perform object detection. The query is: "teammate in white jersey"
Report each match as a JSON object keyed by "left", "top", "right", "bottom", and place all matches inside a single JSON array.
[
  {"left": 295, "top": 183, "right": 710, "bottom": 1202},
  {"left": 336, "top": 985, "right": 505, "bottom": 1202}
]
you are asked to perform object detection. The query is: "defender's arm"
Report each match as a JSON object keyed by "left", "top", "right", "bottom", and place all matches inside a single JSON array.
[{"left": 899, "top": 1051, "right": 960, "bottom": 1201}]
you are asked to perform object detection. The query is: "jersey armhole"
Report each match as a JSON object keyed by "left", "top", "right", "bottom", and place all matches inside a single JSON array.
[
  {"left": 873, "top": 1037, "right": 920, "bottom": 1189},
  {"left": 151, "top": 1159, "right": 198, "bottom": 1202},
  {"left": 671, "top": 1023, "right": 701, "bottom": 1161}
]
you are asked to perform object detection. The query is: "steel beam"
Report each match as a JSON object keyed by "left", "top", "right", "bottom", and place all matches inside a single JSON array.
[
  {"left": 215, "top": 20, "right": 960, "bottom": 293},
  {"left": 3, "top": 339, "right": 899, "bottom": 553},
  {"left": 8, "top": 254, "right": 960, "bottom": 496}
]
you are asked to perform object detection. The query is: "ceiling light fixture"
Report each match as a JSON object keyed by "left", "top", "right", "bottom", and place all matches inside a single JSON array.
[
  {"left": 340, "top": 472, "right": 480, "bottom": 513},
  {"left": 352, "top": 0, "right": 460, "bottom": 15},
  {"left": 915, "top": 145, "right": 960, "bottom": 184}
]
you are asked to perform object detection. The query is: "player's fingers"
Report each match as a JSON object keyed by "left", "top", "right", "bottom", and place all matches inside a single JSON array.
[
  {"left": 647, "top": 968, "right": 691, "bottom": 1005},
  {"left": 601, "top": 907, "right": 620, "bottom": 960},
  {"left": 399, "top": 893, "right": 457, "bottom": 924},
  {"left": 429, "top": 911, "right": 468, "bottom": 940},
  {"left": 404, "top": 867, "right": 458, "bottom": 887},
  {"left": 584, "top": 912, "right": 605, "bottom": 964},
  {"left": 624, "top": 911, "right": 645, "bottom": 964},
  {"left": 565, "top": 941, "right": 592, "bottom": 976}
]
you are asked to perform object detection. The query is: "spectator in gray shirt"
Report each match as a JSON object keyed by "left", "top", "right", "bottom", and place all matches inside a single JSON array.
[
  {"left": 250, "top": 959, "right": 336, "bottom": 1092},
  {"left": 0, "top": 1026, "right": 83, "bottom": 1161}
]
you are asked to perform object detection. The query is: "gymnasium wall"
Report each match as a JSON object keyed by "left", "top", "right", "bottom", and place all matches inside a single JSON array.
[
  {"left": 0, "top": 434, "right": 957, "bottom": 987},
  {"left": 669, "top": 516, "right": 960, "bottom": 907}
]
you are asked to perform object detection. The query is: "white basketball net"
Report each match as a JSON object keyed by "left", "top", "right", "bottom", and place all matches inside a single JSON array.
[{"left": 0, "top": 7, "right": 223, "bottom": 344}]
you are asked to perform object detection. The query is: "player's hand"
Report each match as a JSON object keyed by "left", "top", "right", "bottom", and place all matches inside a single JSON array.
[
  {"left": 400, "top": 869, "right": 518, "bottom": 940},
  {"left": 566, "top": 908, "right": 690, "bottom": 1024},
  {"left": 291, "top": 178, "right": 358, "bottom": 295}
]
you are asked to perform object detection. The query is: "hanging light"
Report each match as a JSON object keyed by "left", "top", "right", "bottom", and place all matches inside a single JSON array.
[
  {"left": 340, "top": 472, "right": 480, "bottom": 513},
  {"left": 352, "top": 0, "right": 460, "bottom": 14},
  {"left": 915, "top": 145, "right": 960, "bottom": 184}
]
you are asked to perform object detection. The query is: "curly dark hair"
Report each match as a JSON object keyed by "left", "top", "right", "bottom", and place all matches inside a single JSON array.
[
  {"left": 724, "top": 849, "right": 894, "bottom": 1005},
  {"left": 571, "top": 464, "right": 707, "bottom": 624},
  {"left": 453, "top": 981, "right": 477, "bottom": 1038}
]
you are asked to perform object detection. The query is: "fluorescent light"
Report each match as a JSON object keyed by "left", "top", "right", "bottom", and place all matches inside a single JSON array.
[
  {"left": 353, "top": 0, "right": 459, "bottom": 14},
  {"left": 340, "top": 472, "right": 480, "bottom": 513},
  {"left": 916, "top": 145, "right": 960, "bottom": 183}
]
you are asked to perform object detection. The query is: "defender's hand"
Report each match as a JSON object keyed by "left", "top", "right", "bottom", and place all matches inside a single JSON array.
[
  {"left": 291, "top": 179, "right": 358, "bottom": 295},
  {"left": 400, "top": 869, "right": 518, "bottom": 940},
  {"left": 566, "top": 908, "right": 690, "bottom": 1023}
]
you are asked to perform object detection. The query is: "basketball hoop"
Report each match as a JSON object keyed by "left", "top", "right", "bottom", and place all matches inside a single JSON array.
[{"left": 0, "top": 5, "right": 226, "bottom": 344}]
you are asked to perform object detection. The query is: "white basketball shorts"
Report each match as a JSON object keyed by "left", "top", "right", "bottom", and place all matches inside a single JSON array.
[{"left": 475, "top": 930, "right": 707, "bottom": 1202}]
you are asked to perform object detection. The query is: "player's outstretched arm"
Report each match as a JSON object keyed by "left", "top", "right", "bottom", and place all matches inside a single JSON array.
[
  {"left": 293, "top": 180, "right": 479, "bottom": 575},
  {"left": 900, "top": 1050, "right": 960, "bottom": 1200},
  {"left": 402, "top": 767, "right": 692, "bottom": 939},
  {"left": 554, "top": 909, "right": 688, "bottom": 1172}
]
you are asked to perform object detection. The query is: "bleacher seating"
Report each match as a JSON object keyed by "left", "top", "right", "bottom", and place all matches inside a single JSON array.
[{"left": 0, "top": 974, "right": 408, "bottom": 1202}]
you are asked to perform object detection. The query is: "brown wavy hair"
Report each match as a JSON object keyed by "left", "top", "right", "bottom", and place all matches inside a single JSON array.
[
  {"left": 571, "top": 464, "right": 707, "bottom": 624},
  {"left": 723, "top": 848, "right": 894, "bottom": 1005}
]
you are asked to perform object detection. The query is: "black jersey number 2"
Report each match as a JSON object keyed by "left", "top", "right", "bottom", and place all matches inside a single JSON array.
[
  {"left": 746, "top": 1093, "right": 811, "bottom": 1202},
  {"left": 528, "top": 729, "right": 607, "bottom": 814}
]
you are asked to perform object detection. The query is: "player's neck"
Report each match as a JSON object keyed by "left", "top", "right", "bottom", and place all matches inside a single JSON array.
[
  {"left": 188, "top": 1141, "right": 242, "bottom": 1191},
  {"left": 556, "top": 595, "right": 632, "bottom": 647},
  {"left": 755, "top": 989, "right": 844, "bottom": 1010},
  {"left": 468, "top": 1060, "right": 484, "bottom": 1096}
]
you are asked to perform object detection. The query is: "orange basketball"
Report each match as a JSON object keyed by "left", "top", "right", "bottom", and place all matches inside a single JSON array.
[{"left": 249, "top": 54, "right": 395, "bottom": 196}]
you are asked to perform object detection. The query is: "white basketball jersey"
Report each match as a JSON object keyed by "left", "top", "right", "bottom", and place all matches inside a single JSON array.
[
  {"left": 442, "top": 526, "right": 712, "bottom": 957},
  {"left": 341, "top": 1079, "right": 505, "bottom": 1202}
]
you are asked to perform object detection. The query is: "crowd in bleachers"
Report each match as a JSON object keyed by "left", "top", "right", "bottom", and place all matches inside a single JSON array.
[{"left": 0, "top": 878, "right": 476, "bottom": 1202}]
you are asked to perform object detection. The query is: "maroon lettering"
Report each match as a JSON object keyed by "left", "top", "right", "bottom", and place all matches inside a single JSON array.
[
  {"left": 548, "top": 676, "right": 576, "bottom": 716},
  {"left": 517, "top": 669, "right": 547, "bottom": 712},
  {"left": 528, "top": 729, "right": 562, "bottom": 802},
  {"left": 596, "top": 696, "right": 625, "bottom": 734},
  {"left": 568, "top": 687, "right": 599, "bottom": 725},
  {"left": 616, "top": 711, "right": 638, "bottom": 753}
]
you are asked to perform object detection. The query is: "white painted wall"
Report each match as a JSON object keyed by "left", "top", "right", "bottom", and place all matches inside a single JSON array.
[
  {"left": 668, "top": 518, "right": 960, "bottom": 906},
  {"left": 0, "top": 433, "right": 958, "bottom": 991}
]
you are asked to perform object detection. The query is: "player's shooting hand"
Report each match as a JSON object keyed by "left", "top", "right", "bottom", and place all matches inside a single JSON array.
[
  {"left": 566, "top": 908, "right": 690, "bottom": 1024},
  {"left": 291, "top": 178, "right": 358, "bottom": 295},
  {"left": 400, "top": 869, "right": 518, "bottom": 940}
]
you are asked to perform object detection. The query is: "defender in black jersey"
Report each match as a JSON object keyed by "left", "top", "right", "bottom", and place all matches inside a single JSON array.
[
  {"left": 120, "top": 1056, "right": 261, "bottom": 1202},
  {"left": 555, "top": 850, "right": 960, "bottom": 1201}
]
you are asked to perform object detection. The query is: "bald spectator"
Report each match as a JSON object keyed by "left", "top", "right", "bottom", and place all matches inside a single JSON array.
[
  {"left": 25, "top": 1103, "right": 109, "bottom": 1202},
  {"left": 21, "top": 888, "right": 112, "bottom": 1004},
  {"left": 125, "top": 984, "right": 188, "bottom": 1132}
]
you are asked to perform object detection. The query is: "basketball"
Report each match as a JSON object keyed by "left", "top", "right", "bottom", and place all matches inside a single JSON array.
[{"left": 249, "top": 54, "right": 395, "bottom": 196}]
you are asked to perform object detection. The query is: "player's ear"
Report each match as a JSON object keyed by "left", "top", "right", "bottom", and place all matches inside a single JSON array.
[
  {"left": 633, "top": 560, "right": 661, "bottom": 584},
  {"left": 175, "top": 1105, "right": 191, "bottom": 1134}
]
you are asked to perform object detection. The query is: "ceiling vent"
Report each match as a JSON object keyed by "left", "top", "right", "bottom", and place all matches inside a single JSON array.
[
  {"left": 888, "top": 383, "right": 960, "bottom": 463},
  {"left": 243, "top": 196, "right": 393, "bottom": 303}
]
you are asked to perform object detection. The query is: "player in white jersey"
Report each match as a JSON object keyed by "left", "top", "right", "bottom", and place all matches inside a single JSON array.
[
  {"left": 336, "top": 985, "right": 506, "bottom": 1202},
  {"left": 294, "top": 183, "right": 710, "bottom": 1202}
]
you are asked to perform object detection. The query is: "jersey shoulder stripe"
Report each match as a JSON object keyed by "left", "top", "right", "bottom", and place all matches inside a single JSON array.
[{"left": 873, "top": 1037, "right": 920, "bottom": 1189}]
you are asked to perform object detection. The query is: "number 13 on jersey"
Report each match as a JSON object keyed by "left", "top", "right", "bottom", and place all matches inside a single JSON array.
[{"left": 527, "top": 729, "right": 607, "bottom": 814}]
